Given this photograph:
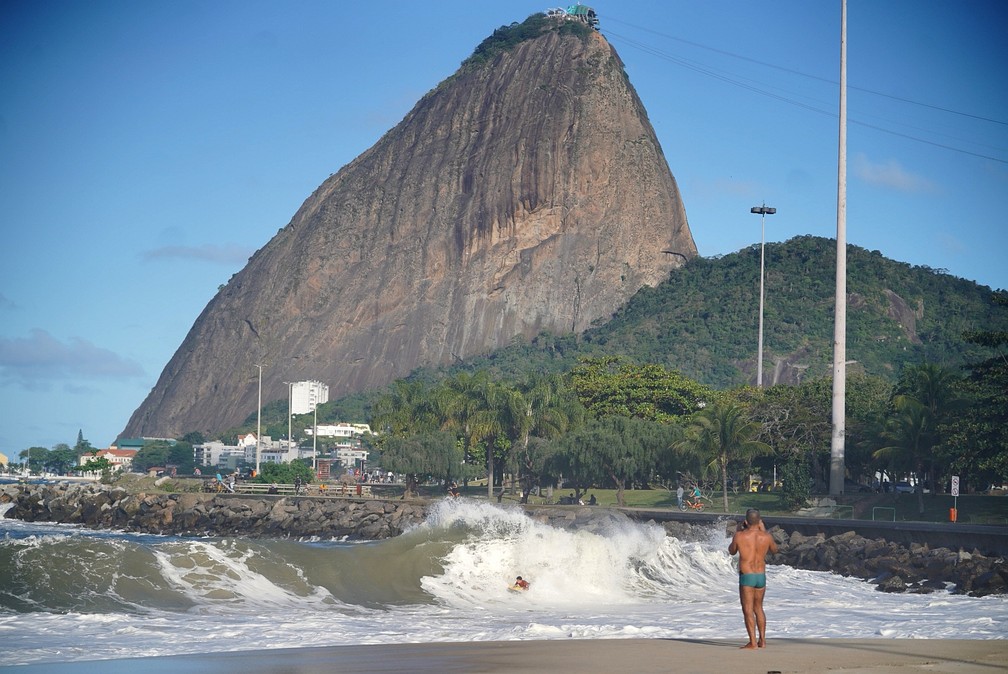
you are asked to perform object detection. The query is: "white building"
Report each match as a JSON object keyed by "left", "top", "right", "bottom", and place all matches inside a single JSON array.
[
  {"left": 194, "top": 440, "right": 246, "bottom": 470},
  {"left": 305, "top": 422, "right": 373, "bottom": 438},
  {"left": 78, "top": 448, "right": 137, "bottom": 472},
  {"left": 195, "top": 434, "right": 304, "bottom": 470},
  {"left": 291, "top": 380, "right": 328, "bottom": 415},
  {"left": 335, "top": 446, "right": 368, "bottom": 469}
]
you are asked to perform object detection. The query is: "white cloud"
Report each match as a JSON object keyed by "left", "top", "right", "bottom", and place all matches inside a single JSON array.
[
  {"left": 141, "top": 243, "right": 254, "bottom": 265},
  {"left": 852, "top": 153, "right": 939, "bottom": 193},
  {"left": 0, "top": 329, "right": 145, "bottom": 388}
]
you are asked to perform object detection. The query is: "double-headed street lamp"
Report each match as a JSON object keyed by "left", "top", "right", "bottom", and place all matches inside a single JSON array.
[{"left": 751, "top": 204, "right": 776, "bottom": 388}]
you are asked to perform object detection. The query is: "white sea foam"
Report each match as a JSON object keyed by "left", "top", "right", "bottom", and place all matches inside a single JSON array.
[{"left": 2, "top": 502, "right": 1006, "bottom": 665}]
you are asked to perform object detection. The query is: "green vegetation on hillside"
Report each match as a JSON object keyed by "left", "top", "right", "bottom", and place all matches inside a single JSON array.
[
  {"left": 460, "top": 12, "right": 592, "bottom": 71},
  {"left": 430, "top": 236, "right": 1007, "bottom": 389}
]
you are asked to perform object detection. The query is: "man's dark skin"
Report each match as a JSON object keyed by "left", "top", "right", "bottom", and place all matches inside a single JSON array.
[{"left": 728, "top": 508, "right": 779, "bottom": 649}]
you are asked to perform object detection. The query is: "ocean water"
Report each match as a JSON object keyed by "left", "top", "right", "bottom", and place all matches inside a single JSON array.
[{"left": 1, "top": 499, "right": 1005, "bottom": 666}]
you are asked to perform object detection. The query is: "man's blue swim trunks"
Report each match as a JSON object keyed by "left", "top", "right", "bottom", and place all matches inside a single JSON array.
[{"left": 739, "top": 572, "right": 766, "bottom": 589}]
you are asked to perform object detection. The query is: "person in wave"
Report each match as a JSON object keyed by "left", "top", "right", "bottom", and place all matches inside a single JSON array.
[
  {"left": 728, "top": 508, "right": 779, "bottom": 649},
  {"left": 511, "top": 576, "right": 530, "bottom": 591},
  {"left": 447, "top": 481, "right": 460, "bottom": 498}
]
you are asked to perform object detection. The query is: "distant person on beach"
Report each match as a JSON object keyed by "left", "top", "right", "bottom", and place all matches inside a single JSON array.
[
  {"left": 676, "top": 484, "right": 684, "bottom": 508},
  {"left": 728, "top": 508, "right": 779, "bottom": 649},
  {"left": 447, "top": 481, "right": 460, "bottom": 498}
]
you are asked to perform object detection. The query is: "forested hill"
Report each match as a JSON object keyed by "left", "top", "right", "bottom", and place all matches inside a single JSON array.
[{"left": 436, "top": 235, "right": 1007, "bottom": 389}]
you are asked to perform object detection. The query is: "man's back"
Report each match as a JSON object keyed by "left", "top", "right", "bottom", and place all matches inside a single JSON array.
[{"left": 730, "top": 526, "right": 777, "bottom": 574}]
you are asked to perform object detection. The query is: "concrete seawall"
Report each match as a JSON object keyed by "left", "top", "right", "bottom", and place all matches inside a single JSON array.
[{"left": 617, "top": 507, "right": 1008, "bottom": 557}]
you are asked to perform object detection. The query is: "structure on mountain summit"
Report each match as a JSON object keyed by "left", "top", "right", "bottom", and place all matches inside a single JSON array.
[{"left": 546, "top": 4, "right": 600, "bottom": 30}]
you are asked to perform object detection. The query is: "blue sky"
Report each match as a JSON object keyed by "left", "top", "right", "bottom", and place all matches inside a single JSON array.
[{"left": 1, "top": 1, "right": 1006, "bottom": 456}]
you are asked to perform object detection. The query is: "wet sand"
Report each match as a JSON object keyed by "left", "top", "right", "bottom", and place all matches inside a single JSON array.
[{"left": 6, "top": 638, "right": 1007, "bottom": 674}]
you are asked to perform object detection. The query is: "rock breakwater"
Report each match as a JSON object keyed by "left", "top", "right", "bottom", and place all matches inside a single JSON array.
[
  {"left": 767, "top": 527, "right": 1008, "bottom": 597},
  {"left": 1, "top": 482, "right": 427, "bottom": 540}
]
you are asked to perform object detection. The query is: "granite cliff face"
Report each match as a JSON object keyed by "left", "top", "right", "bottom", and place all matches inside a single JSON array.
[{"left": 123, "top": 21, "right": 696, "bottom": 439}]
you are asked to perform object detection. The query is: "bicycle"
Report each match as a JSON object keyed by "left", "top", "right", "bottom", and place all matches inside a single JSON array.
[{"left": 679, "top": 497, "right": 704, "bottom": 512}]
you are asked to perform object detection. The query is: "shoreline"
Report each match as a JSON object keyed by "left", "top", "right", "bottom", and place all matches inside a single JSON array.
[
  {"left": 5, "top": 638, "right": 1007, "bottom": 673},
  {"left": 3, "top": 482, "right": 1007, "bottom": 595}
]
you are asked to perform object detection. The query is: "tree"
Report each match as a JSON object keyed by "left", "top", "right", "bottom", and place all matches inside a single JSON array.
[
  {"left": 550, "top": 422, "right": 606, "bottom": 502},
  {"left": 742, "top": 374, "right": 890, "bottom": 491},
  {"left": 78, "top": 455, "right": 113, "bottom": 476},
  {"left": 132, "top": 440, "right": 196, "bottom": 475},
  {"left": 440, "top": 371, "right": 525, "bottom": 499},
  {"left": 570, "top": 357, "right": 714, "bottom": 422},
  {"left": 778, "top": 457, "right": 811, "bottom": 510},
  {"left": 678, "top": 402, "right": 770, "bottom": 512},
  {"left": 180, "top": 431, "right": 206, "bottom": 445},
  {"left": 594, "top": 416, "right": 669, "bottom": 506},
  {"left": 874, "top": 395, "right": 933, "bottom": 514},
  {"left": 256, "top": 459, "right": 314, "bottom": 485},
  {"left": 19, "top": 447, "right": 49, "bottom": 473},
  {"left": 843, "top": 374, "right": 893, "bottom": 485},
  {"left": 943, "top": 291, "right": 1008, "bottom": 491},
  {"left": 517, "top": 436, "right": 561, "bottom": 502},
  {"left": 46, "top": 443, "right": 77, "bottom": 475},
  {"left": 514, "top": 374, "right": 585, "bottom": 503},
  {"left": 877, "top": 362, "right": 964, "bottom": 508},
  {"left": 73, "top": 429, "right": 94, "bottom": 457},
  {"left": 371, "top": 380, "right": 437, "bottom": 437},
  {"left": 550, "top": 416, "right": 671, "bottom": 506},
  {"left": 740, "top": 382, "right": 830, "bottom": 489},
  {"left": 379, "top": 430, "right": 461, "bottom": 498}
]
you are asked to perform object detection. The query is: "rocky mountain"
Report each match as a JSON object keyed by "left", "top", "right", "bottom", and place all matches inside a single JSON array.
[{"left": 122, "top": 16, "right": 696, "bottom": 439}]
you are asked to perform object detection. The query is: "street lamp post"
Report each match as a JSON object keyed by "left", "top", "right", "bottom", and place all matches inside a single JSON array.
[
  {"left": 255, "top": 364, "right": 263, "bottom": 474},
  {"left": 751, "top": 204, "right": 776, "bottom": 388},
  {"left": 283, "top": 381, "right": 293, "bottom": 455}
]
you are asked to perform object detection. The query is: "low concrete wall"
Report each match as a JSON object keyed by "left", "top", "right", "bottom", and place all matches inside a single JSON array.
[{"left": 618, "top": 508, "right": 1008, "bottom": 557}]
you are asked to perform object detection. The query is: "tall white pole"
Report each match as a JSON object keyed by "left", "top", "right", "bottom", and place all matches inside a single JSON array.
[
  {"left": 751, "top": 204, "right": 775, "bottom": 387},
  {"left": 256, "top": 364, "right": 263, "bottom": 474},
  {"left": 312, "top": 402, "right": 318, "bottom": 474},
  {"left": 285, "top": 381, "right": 293, "bottom": 454},
  {"left": 829, "top": 0, "right": 848, "bottom": 496},
  {"left": 758, "top": 213, "right": 766, "bottom": 388}
]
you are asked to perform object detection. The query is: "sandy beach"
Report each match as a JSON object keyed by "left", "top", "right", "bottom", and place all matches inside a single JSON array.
[{"left": 6, "top": 638, "right": 1007, "bottom": 674}]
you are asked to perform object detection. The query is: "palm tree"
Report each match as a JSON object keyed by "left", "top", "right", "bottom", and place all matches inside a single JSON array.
[
  {"left": 679, "top": 402, "right": 770, "bottom": 512},
  {"left": 874, "top": 395, "right": 933, "bottom": 514},
  {"left": 372, "top": 380, "right": 435, "bottom": 437},
  {"left": 879, "top": 363, "right": 965, "bottom": 509},
  {"left": 515, "top": 375, "right": 584, "bottom": 502},
  {"left": 440, "top": 372, "right": 525, "bottom": 498}
]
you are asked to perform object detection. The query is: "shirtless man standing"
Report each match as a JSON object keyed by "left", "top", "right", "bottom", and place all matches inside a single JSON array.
[{"left": 728, "top": 508, "right": 779, "bottom": 649}]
